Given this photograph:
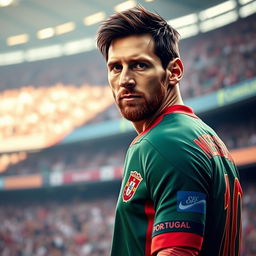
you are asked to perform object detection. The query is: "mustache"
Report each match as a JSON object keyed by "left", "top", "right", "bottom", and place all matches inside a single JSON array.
[{"left": 116, "top": 89, "right": 144, "bottom": 101}]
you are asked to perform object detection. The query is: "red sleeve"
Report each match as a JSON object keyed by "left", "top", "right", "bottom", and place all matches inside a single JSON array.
[
  {"left": 156, "top": 246, "right": 199, "bottom": 256},
  {"left": 152, "top": 232, "right": 203, "bottom": 255}
]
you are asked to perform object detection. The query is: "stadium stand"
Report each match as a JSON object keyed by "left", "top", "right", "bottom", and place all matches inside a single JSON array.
[
  {"left": 241, "top": 182, "right": 256, "bottom": 256},
  {"left": 0, "top": 177, "right": 255, "bottom": 256},
  {"left": 0, "top": 15, "right": 254, "bottom": 149},
  {"left": 180, "top": 13, "right": 256, "bottom": 99},
  {"left": 0, "top": 112, "right": 255, "bottom": 176},
  {"left": 0, "top": 187, "right": 118, "bottom": 256},
  {"left": 0, "top": 12, "right": 255, "bottom": 256},
  {"left": 0, "top": 84, "right": 113, "bottom": 139},
  {"left": 0, "top": 14, "right": 255, "bottom": 95}
]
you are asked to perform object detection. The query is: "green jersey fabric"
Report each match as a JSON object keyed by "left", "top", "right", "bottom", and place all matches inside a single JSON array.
[{"left": 110, "top": 105, "right": 242, "bottom": 256}]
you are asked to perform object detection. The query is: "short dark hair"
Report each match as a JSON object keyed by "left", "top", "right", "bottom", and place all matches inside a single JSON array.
[{"left": 96, "top": 6, "right": 180, "bottom": 69}]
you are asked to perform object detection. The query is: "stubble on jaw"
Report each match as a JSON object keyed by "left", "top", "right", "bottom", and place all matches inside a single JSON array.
[{"left": 115, "top": 92, "right": 165, "bottom": 122}]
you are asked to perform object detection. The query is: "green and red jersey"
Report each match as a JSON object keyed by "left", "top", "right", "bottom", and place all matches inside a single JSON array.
[{"left": 110, "top": 105, "right": 242, "bottom": 256}]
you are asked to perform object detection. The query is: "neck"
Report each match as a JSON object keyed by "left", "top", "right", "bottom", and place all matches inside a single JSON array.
[{"left": 133, "top": 84, "right": 183, "bottom": 134}]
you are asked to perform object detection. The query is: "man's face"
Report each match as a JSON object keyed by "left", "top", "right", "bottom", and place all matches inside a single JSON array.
[{"left": 107, "top": 34, "right": 168, "bottom": 122}]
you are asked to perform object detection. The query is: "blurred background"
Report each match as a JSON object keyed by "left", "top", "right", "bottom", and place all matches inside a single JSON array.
[{"left": 0, "top": 0, "right": 255, "bottom": 255}]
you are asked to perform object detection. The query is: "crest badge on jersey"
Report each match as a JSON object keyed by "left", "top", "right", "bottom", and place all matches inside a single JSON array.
[{"left": 123, "top": 171, "right": 143, "bottom": 202}]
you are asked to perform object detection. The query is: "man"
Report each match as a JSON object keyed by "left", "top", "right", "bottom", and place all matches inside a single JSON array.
[{"left": 96, "top": 6, "right": 242, "bottom": 256}]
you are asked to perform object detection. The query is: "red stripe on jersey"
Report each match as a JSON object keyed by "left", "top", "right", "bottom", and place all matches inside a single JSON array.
[
  {"left": 131, "top": 105, "right": 199, "bottom": 145},
  {"left": 157, "top": 247, "right": 199, "bottom": 256},
  {"left": 151, "top": 232, "right": 203, "bottom": 255},
  {"left": 144, "top": 201, "right": 155, "bottom": 256}
]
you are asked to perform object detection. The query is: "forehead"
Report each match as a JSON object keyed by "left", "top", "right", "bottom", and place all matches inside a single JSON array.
[{"left": 108, "top": 34, "right": 157, "bottom": 62}]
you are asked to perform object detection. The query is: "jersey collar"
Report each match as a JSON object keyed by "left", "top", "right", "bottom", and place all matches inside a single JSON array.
[{"left": 131, "top": 105, "right": 198, "bottom": 145}]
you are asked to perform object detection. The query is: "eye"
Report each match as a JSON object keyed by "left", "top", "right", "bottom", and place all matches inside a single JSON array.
[
  {"left": 132, "top": 62, "right": 148, "bottom": 71},
  {"left": 111, "top": 64, "right": 122, "bottom": 72}
]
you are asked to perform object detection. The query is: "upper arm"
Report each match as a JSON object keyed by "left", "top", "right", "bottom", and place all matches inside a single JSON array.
[{"left": 140, "top": 140, "right": 210, "bottom": 255}]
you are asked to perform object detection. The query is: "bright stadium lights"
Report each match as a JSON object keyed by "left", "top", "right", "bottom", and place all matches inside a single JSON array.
[
  {"left": 0, "top": 51, "right": 24, "bottom": 65},
  {"left": 25, "top": 45, "right": 62, "bottom": 61},
  {"left": 63, "top": 38, "right": 96, "bottom": 55},
  {"left": 114, "top": 0, "right": 136, "bottom": 12},
  {"left": 0, "top": 0, "right": 13, "bottom": 7},
  {"left": 199, "top": 0, "right": 237, "bottom": 20},
  {"left": 7, "top": 34, "right": 29, "bottom": 46},
  {"left": 1, "top": 0, "right": 255, "bottom": 65},
  {"left": 55, "top": 22, "right": 75, "bottom": 35},
  {"left": 178, "top": 24, "right": 199, "bottom": 39},
  {"left": 37, "top": 27, "right": 55, "bottom": 40},
  {"left": 239, "top": 1, "right": 256, "bottom": 17},
  {"left": 200, "top": 10, "right": 238, "bottom": 32},
  {"left": 83, "top": 12, "right": 106, "bottom": 26},
  {"left": 239, "top": 0, "right": 254, "bottom": 5},
  {"left": 169, "top": 13, "right": 198, "bottom": 29}
]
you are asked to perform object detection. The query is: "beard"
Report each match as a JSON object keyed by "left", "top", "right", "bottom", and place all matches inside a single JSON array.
[{"left": 117, "top": 92, "right": 164, "bottom": 122}]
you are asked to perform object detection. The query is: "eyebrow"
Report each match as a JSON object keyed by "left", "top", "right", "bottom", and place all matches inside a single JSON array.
[
  {"left": 107, "top": 56, "right": 153, "bottom": 67},
  {"left": 107, "top": 60, "right": 118, "bottom": 68}
]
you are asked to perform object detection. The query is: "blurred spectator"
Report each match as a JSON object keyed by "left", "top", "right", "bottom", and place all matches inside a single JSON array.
[
  {"left": 214, "top": 117, "right": 256, "bottom": 149},
  {"left": 241, "top": 183, "right": 256, "bottom": 256},
  {"left": 0, "top": 15, "right": 255, "bottom": 143},
  {"left": 0, "top": 12, "right": 255, "bottom": 256},
  {"left": 180, "top": 14, "right": 256, "bottom": 99},
  {"left": 0, "top": 134, "right": 128, "bottom": 176},
  {"left": 0, "top": 197, "right": 116, "bottom": 256},
  {"left": 0, "top": 84, "right": 113, "bottom": 140},
  {"left": 0, "top": 181, "right": 255, "bottom": 256},
  {"left": 0, "top": 112, "right": 255, "bottom": 176},
  {"left": 0, "top": 15, "right": 254, "bottom": 98},
  {"left": 0, "top": 51, "right": 108, "bottom": 91}
]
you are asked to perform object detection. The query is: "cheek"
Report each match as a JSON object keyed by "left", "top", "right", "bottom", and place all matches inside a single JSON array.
[
  {"left": 108, "top": 76, "right": 117, "bottom": 94},
  {"left": 108, "top": 73, "right": 113, "bottom": 87},
  {"left": 144, "top": 76, "right": 165, "bottom": 95},
  {"left": 108, "top": 72, "right": 120, "bottom": 85},
  {"left": 109, "top": 85, "right": 117, "bottom": 101}
]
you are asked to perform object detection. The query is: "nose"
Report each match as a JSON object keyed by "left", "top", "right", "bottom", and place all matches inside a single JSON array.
[{"left": 119, "top": 67, "right": 135, "bottom": 89}]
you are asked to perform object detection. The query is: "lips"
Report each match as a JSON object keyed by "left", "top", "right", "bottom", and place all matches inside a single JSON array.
[{"left": 121, "top": 94, "right": 141, "bottom": 99}]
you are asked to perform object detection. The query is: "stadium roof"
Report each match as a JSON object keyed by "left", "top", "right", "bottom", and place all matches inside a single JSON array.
[
  {"left": 0, "top": 0, "right": 229, "bottom": 51},
  {"left": 0, "top": 0, "right": 254, "bottom": 64}
]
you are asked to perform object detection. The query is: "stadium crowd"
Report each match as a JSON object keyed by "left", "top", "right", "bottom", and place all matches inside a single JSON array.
[
  {"left": 0, "top": 14, "right": 254, "bottom": 143},
  {"left": 0, "top": 182, "right": 255, "bottom": 256},
  {"left": 0, "top": 16, "right": 255, "bottom": 101},
  {"left": 242, "top": 182, "right": 256, "bottom": 256},
  {"left": 0, "top": 14, "right": 255, "bottom": 98},
  {"left": 0, "top": 137, "right": 127, "bottom": 176},
  {"left": 180, "top": 13, "right": 256, "bottom": 99},
  {"left": 0, "top": 197, "right": 116, "bottom": 256},
  {"left": 0, "top": 114, "right": 255, "bottom": 177},
  {"left": 0, "top": 84, "right": 113, "bottom": 140},
  {"left": 0, "top": 13, "right": 255, "bottom": 256}
]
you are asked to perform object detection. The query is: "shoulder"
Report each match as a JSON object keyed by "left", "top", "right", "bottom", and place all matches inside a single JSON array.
[
  {"left": 130, "top": 113, "right": 213, "bottom": 176},
  {"left": 142, "top": 113, "right": 204, "bottom": 152}
]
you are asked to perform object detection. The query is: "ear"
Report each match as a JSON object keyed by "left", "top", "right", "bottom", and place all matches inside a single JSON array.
[{"left": 167, "top": 58, "right": 184, "bottom": 86}]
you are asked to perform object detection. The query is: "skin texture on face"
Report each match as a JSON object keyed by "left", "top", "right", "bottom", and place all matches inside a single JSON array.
[{"left": 107, "top": 34, "right": 169, "bottom": 125}]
